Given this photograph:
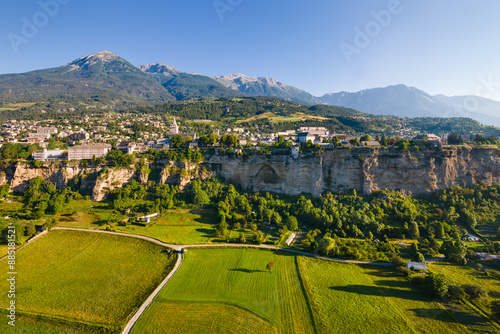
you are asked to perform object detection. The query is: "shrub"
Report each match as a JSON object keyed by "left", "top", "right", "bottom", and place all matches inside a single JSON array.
[{"left": 462, "top": 284, "right": 488, "bottom": 300}]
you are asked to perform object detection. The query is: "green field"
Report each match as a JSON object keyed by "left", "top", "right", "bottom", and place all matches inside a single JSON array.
[
  {"left": 56, "top": 199, "right": 218, "bottom": 245},
  {"left": 298, "top": 257, "right": 466, "bottom": 334},
  {"left": 114, "top": 209, "right": 217, "bottom": 245},
  {"left": 429, "top": 261, "right": 500, "bottom": 327},
  {"left": 132, "top": 248, "right": 315, "bottom": 334},
  {"left": 0, "top": 230, "right": 177, "bottom": 332},
  {"left": 132, "top": 248, "right": 469, "bottom": 334}
]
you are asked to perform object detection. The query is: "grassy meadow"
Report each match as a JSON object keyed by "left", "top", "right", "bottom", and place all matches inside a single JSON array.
[
  {"left": 429, "top": 261, "right": 500, "bottom": 326},
  {"left": 132, "top": 248, "right": 470, "bottom": 334},
  {"left": 132, "top": 248, "right": 315, "bottom": 334},
  {"left": 298, "top": 257, "right": 466, "bottom": 334},
  {"left": 0, "top": 230, "right": 177, "bottom": 332},
  {"left": 113, "top": 209, "right": 217, "bottom": 244}
]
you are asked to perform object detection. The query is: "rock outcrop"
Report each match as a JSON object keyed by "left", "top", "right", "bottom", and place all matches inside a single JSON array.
[
  {"left": 1, "top": 147, "right": 499, "bottom": 200},
  {"left": 91, "top": 168, "right": 138, "bottom": 201},
  {"left": 206, "top": 147, "right": 500, "bottom": 196}
]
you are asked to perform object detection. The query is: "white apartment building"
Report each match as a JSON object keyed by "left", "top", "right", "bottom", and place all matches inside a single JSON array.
[{"left": 68, "top": 144, "right": 112, "bottom": 160}]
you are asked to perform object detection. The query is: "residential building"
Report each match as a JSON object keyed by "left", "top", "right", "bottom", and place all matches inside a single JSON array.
[
  {"left": 92, "top": 126, "right": 107, "bottom": 132},
  {"left": 147, "top": 138, "right": 170, "bottom": 150},
  {"left": 28, "top": 133, "right": 50, "bottom": 140},
  {"left": 406, "top": 262, "right": 427, "bottom": 271},
  {"left": 361, "top": 140, "right": 380, "bottom": 147},
  {"left": 462, "top": 234, "right": 480, "bottom": 242},
  {"left": 32, "top": 149, "right": 65, "bottom": 161},
  {"left": 69, "top": 132, "right": 90, "bottom": 140},
  {"left": 68, "top": 144, "right": 112, "bottom": 160},
  {"left": 118, "top": 141, "right": 137, "bottom": 154},
  {"left": 297, "top": 132, "right": 316, "bottom": 143},
  {"left": 37, "top": 127, "right": 58, "bottom": 135}
]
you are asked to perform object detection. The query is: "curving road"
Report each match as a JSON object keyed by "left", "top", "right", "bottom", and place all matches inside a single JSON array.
[{"left": 49, "top": 227, "right": 397, "bottom": 334}]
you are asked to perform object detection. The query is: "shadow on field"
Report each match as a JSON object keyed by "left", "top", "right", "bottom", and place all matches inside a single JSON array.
[
  {"left": 329, "top": 285, "right": 426, "bottom": 301},
  {"left": 229, "top": 268, "right": 266, "bottom": 274},
  {"left": 409, "top": 308, "right": 455, "bottom": 322},
  {"left": 374, "top": 279, "right": 410, "bottom": 289},
  {"left": 195, "top": 228, "right": 214, "bottom": 237},
  {"left": 365, "top": 267, "right": 399, "bottom": 278}
]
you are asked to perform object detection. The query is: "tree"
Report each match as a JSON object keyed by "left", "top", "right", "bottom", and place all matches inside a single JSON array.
[
  {"left": 409, "top": 221, "right": 420, "bottom": 239},
  {"left": 221, "top": 134, "right": 239, "bottom": 147},
  {"left": 424, "top": 272, "right": 449, "bottom": 299},
  {"left": 43, "top": 217, "right": 59, "bottom": 230},
  {"left": 349, "top": 138, "right": 360, "bottom": 146},
  {"left": 285, "top": 216, "right": 298, "bottom": 231},
  {"left": 171, "top": 135, "right": 184, "bottom": 149},
  {"left": 316, "top": 237, "right": 335, "bottom": 255},
  {"left": 255, "top": 231, "right": 265, "bottom": 245},
  {"left": 25, "top": 222, "right": 36, "bottom": 237},
  {"left": 413, "top": 252, "right": 425, "bottom": 263},
  {"left": 462, "top": 284, "right": 488, "bottom": 300},
  {"left": 380, "top": 134, "right": 388, "bottom": 146},
  {"left": 497, "top": 227, "right": 500, "bottom": 241},
  {"left": 266, "top": 261, "right": 276, "bottom": 272},
  {"left": 466, "top": 215, "right": 477, "bottom": 229},
  {"left": 435, "top": 222, "right": 445, "bottom": 239},
  {"left": 360, "top": 134, "right": 372, "bottom": 142},
  {"left": 440, "top": 237, "right": 467, "bottom": 264}
]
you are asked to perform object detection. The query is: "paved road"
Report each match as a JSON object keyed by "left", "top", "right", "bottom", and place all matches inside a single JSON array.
[
  {"left": 51, "top": 227, "right": 397, "bottom": 333},
  {"left": 122, "top": 250, "right": 183, "bottom": 334},
  {"left": 54, "top": 227, "right": 395, "bottom": 266}
]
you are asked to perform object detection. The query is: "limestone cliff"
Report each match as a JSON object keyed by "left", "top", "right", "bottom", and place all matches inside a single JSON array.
[
  {"left": 206, "top": 147, "right": 500, "bottom": 196},
  {"left": 2, "top": 147, "right": 499, "bottom": 200},
  {"left": 91, "top": 168, "right": 138, "bottom": 201}
]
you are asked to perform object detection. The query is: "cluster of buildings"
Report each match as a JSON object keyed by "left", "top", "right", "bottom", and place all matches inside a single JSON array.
[{"left": 1, "top": 112, "right": 496, "bottom": 162}]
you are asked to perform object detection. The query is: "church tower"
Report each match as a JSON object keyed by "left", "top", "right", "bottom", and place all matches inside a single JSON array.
[{"left": 170, "top": 117, "right": 179, "bottom": 135}]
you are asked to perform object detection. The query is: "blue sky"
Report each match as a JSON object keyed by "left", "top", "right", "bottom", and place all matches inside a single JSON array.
[{"left": 1, "top": 0, "right": 500, "bottom": 100}]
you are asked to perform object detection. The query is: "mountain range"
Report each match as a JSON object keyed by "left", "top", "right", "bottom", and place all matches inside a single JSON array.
[{"left": 1, "top": 50, "right": 499, "bottom": 126}]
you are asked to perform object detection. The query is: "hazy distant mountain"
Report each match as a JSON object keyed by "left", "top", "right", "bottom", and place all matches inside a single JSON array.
[
  {"left": 321, "top": 84, "right": 500, "bottom": 126},
  {"left": 138, "top": 63, "right": 244, "bottom": 100},
  {"left": 212, "top": 73, "right": 324, "bottom": 105},
  {"left": 0, "top": 51, "right": 174, "bottom": 103}
]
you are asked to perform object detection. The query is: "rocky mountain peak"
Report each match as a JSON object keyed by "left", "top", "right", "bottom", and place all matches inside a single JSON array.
[{"left": 137, "top": 63, "right": 180, "bottom": 75}]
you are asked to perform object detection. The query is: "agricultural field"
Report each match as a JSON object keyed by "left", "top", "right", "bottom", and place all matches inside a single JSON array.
[
  {"left": 429, "top": 261, "right": 500, "bottom": 319},
  {"left": 0, "top": 230, "right": 177, "bottom": 332},
  {"left": 114, "top": 209, "right": 217, "bottom": 245},
  {"left": 132, "top": 248, "right": 470, "bottom": 334},
  {"left": 56, "top": 199, "right": 127, "bottom": 229},
  {"left": 132, "top": 248, "right": 315, "bottom": 334},
  {"left": 56, "top": 199, "right": 218, "bottom": 245},
  {"left": 298, "top": 257, "right": 466, "bottom": 334},
  {"left": 237, "top": 112, "right": 330, "bottom": 124}
]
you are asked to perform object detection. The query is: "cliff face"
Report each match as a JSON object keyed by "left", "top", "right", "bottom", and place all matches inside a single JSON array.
[
  {"left": 91, "top": 168, "right": 138, "bottom": 201},
  {"left": 4, "top": 163, "right": 100, "bottom": 193},
  {"left": 206, "top": 147, "right": 500, "bottom": 196},
  {"left": 0, "top": 160, "right": 214, "bottom": 201},
  {"left": 1, "top": 147, "right": 498, "bottom": 200}
]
